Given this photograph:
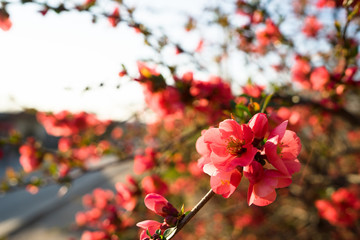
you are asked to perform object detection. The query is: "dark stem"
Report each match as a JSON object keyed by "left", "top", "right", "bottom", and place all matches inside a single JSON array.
[{"left": 169, "top": 189, "right": 215, "bottom": 239}]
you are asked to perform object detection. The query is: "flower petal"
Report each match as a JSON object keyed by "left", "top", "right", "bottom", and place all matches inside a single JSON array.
[
  {"left": 265, "top": 136, "right": 290, "bottom": 175},
  {"left": 281, "top": 130, "right": 302, "bottom": 161},
  {"left": 268, "top": 120, "right": 288, "bottom": 140}
]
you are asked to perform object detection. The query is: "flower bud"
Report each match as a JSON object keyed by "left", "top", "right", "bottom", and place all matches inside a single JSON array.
[{"left": 248, "top": 113, "right": 268, "bottom": 139}]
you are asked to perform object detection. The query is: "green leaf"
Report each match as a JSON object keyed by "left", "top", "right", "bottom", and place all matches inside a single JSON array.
[
  {"left": 260, "top": 94, "right": 273, "bottom": 113},
  {"left": 163, "top": 227, "right": 177, "bottom": 239},
  {"left": 155, "top": 229, "right": 162, "bottom": 235},
  {"left": 236, "top": 104, "right": 251, "bottom": 117},
  {"left": 347, "top": 2, "right": 360, "bottom": 21}
]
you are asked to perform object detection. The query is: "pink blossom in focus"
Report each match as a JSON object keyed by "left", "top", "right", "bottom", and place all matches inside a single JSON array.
[
  {"left": 244, "top": 161, "right": 292, "bottom": 206},
  {"left": 265, "top": 121, "right": 302, "bottom": 176},
  {"left": 202, "top": 119, "right": 257, "bottom": 172},
  {"left": 248, "top": 113, "right": 268, "bottom": 139},
  {"left": 209, "top": 168, "right": 242, "bottom": 198},
  {"left": 144, "top": 193, "right": 179, "bottom": 225},
  {"left": 136, "top": 220, "right": 163, "bottom": 240}
]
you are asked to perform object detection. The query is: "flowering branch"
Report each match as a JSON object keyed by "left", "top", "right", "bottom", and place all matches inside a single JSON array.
[{"left": 272, "top": 94, "right": 360, "bottom": 126}]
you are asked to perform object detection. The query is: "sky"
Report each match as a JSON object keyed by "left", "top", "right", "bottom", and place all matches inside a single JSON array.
[
  {"left": 0, "top": 0, "right": 274, "bottom": 121},
  {"left": 0, "top": 0, "right": 211, "bottom": 121},
  {"left": 0, "top": 3, "right": 150, "bottom": 120}
]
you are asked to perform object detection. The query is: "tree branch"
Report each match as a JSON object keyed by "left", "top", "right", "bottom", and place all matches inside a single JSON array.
[{"left": 169, "top": 189, "right": 215, "bottom": 239}]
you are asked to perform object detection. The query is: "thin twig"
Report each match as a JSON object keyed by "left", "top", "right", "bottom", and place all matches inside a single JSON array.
[{"left": 169, "top": 189, "right": 215, "bottom": 239}]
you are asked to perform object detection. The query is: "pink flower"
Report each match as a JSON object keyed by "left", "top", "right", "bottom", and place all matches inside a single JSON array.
[
  {"left": 316, "top": 0, "right": 338, "bottom": 8},
  {"left": 196, "top": 130, "right": 212, "bottom": 170},
  {"left": 256, "top": 19, "right": 281, "bottom": 47},
  {"left": 187, "top": 75, "right": 233, "bottom": 124},
  {"left": 115, "top": 182, "right": 137, "bottom": 211},
  {"left": 302, "top": 16, "right": 322, "bottom": 37},
  {"left": 108, "top": 7, "right": 120, "bottom": 27},
  {"left": 111, "top": 126, "right": 123, "bottom": 139},
  {"left": 144, "top": 193, "right": 178, "bottom": 217},
  {"left": 310, "top": 66, "right": 330, "bottom": 91},
  {"left": 315, "top": 187, "right": 360, "bottom": 226},
  {"left": 242, "top": 84, "right": 265, "bottom": 98},
  {"left": 248, "top": 113, "right": 268, "bottom": 139},
  {"left": 37, "top": 111, "right": 110, "bottom": 137},
  {"left": 201, "top": 119, "right": 257, "bottom": 172},
  {"left": 143, "top": 86, "right": 184, "bottom": 118},
  {"left": 75, "top": 212, "right": 87, "bottom": 226},
  {"left": 19, "top": 138, "right": 40, "bottom": 173},
  {"left": 137, "top": 194, "right": 180, "bottom": 239},
  {"left": 141, "top": 175, "right": 168, "bottom": 196},
  {"left": 72, "top": 145, "right": 99, "bottom": 162},
  {"left": 291, "top": 56, "right": 311, "bottom": 89},
  {"left": 195, "top": 39, "right": 204, "bottom": 52},
  {"left": 209, "top": 168, "right": 242, "bottom": 198},
  {"left": 58, "top": 137, "right": 72, "bottom": 152},
  {"left": 244, "top": 161, "right": 292, "bottom": 206},
  {"left": 80, "top": 230, "right": 107, "bottom": 240},
  {"left": 265, "top": 121, "right": 302, "bottom": 176},
  {"left": 343, "top": 66, "right": 358, "bottom": 83},
  {"left": 315, "top": 200, "right": 339, "bottom": 223},
  {"left": 92, "top": 188, "right": 114, "bottom": 210},
  {"left": 133, "top": 148, "right": 156, "bottom": 175},
  {"left": 0, "top": 10, "right": 12, "bottom": 31},
  {"left": 136, "top": 220, "right": 163, "bottom": 240},
  {"left": 144, "top": 193, "right": 179, "bottom": 225}
]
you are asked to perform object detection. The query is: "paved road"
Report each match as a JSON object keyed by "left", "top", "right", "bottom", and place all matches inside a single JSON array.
[{"left": 0, "top": 157, "right": 133, "bottom": 240}]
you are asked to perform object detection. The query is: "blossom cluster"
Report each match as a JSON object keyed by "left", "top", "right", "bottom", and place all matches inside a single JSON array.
[
  {"left": 19, "top": 137, "right": 41, "bottom": 173},
  {"left": 17, "top": 111, "right": 113, "bottom": 177},
  {"left": 196, "top": 113, "right": 301, "bottom": 206},
  {"left": 315, "top": 187, "right": 360, "bottom": 227},
  {"left": 133, "top": 148, "right": 157, "bottom": 175},
  {"left": 135, "top": 62, "right": 233, "bottom": 125},
  {"left": 174, "top": 72, "right": 233, "bottom": 124},
  {"left": 37, "top": 111, "right": 111, "bottom": 137},
  {"left": 76, "top": 177, "right": 139, "bottom": 240}
]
